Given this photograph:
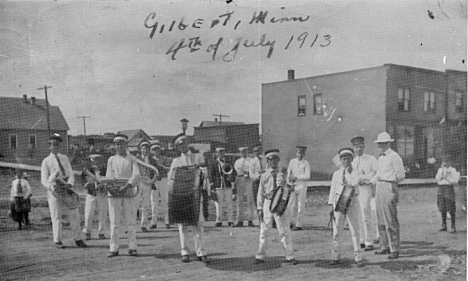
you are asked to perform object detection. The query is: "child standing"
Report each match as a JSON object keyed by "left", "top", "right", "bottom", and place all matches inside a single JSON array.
[
  {"left": 435, "top": 157, "right": 460, "bottom": 233},
  {"left": 10, "top": 171, "right": 33, "bottom": 230}
]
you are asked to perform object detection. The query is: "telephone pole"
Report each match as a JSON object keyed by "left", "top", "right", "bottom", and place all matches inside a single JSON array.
[
  {"left": 77, "top": 116, "right": 91, "bottom": 136},
  {"left": 212, "top": 114, "right": 230, "bottom": 124},
  {"left": 37, "top": 85, "right": 52, "bottom": 136}
]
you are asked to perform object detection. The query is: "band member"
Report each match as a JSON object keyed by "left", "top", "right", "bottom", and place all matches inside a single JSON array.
[
  {"left": 168, "top": 133, "right": 209, "bottom": 263},
  {"left": 435, "top": 155, "right": 460, "bottom": 233},
  {"left": 10, "top": 170, "right": 32, "bottom": 230},
  {"left": 81, "top": 165, "right": 108, "bottom": 240},
  {"left": 234, "top": 146, "right": 255, "bottom": 227},
  {"left": 255, "top": 149, "right": 297, "bottom": 265},
  {"left": 210, "top": 147, "right": 234, "bottom": 227},
  {"left": 286, "top": 146, "right": 310, "bottom": 231},
  {"left": 328, "top": 148, "right": 363, "bottom": 266},
  {"left": 351, "top": 136, "right": 378, "bottom": 251},
  {"left": 41, "top": 134, "right": 87, "bottom": 248},
  {"left": 150, "top": 143, "right": 171, "bottom": 229},
  {"left": 106, "top": 133, "right": 140, "bottom": 257},
  {"left": 249, "top": 145, "right": 266, "bottom": 210},
  {"left": 371, "top": 132, "right": 405, "bottom": 259},
  {"left": 136, "top": 140, "right": 159, "bottom": 232}
]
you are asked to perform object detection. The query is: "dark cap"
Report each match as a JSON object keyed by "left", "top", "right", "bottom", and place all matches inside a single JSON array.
[
  {"left": 113, "top": 133, "right": 128, "bottom": 143},
  {"left": 49, "top": 133, "right": 63, "bottom": 143},
  {"left": 265, "top": 149, "right": 280, "bottom": 159},
  {"left": 351, "top": 136, "right": 365, "bottom": 145},
  {"left": 172, "top": 133, "right": 187, "bottom": 145}
]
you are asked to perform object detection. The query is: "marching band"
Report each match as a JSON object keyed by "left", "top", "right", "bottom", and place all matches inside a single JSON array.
[{"left": 15, "top": 130, "right": 413, "bottom": 266}]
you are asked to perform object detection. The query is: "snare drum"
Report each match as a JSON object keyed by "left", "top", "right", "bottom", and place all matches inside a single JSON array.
[
  {"left": 334, "top": 184, "right": 355, "bottom": 215},
  {"left": 168, "top": 167, "right": 202, "bottom": 225}
]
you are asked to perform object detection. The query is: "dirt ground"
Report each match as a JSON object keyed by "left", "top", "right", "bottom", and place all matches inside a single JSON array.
[{"left": 0, "top": 185, "right": 466, "bottom": 281}]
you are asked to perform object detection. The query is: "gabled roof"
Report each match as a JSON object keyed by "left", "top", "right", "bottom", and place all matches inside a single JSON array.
[
  {"left": 199, "top": 121, "right": 245, "bottom": 127},
  {"left": 117, "top": 129, "right": 151, "bottom": 147},
  {"left": 0, "top": 97, "right": 69, "bottom": 131}
]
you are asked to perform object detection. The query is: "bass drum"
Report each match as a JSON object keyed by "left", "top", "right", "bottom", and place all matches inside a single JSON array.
[{"left": 168, "top": 167, "right": 202, "bottom": 226}]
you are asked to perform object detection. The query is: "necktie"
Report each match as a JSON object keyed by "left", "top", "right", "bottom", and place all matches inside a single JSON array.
[
  {"left": 342, "top": 169, "right": 348, "bottom": 185},
  {"left": 17, "top": 179, "right": 23, "bottom": 196},
  {"left": 55, "top": 155, "right": 66, "bottom": 177},
  {"left": 259, "top": 157, "right": 263, "bottom": 170},
  {"left": 272, "top": 170, "right": 277, "bottom": 190},
  {"left": 380, "top": 153, "right": 386, "bottom": 157}
]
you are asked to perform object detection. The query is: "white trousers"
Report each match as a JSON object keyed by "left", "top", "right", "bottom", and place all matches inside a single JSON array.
[
  {"left": 139, "top": 183, "right": 152, "bottom": 227},
  {"left": 108, "top": 197, "right": 137, "bottom": 252},
  {"left": 151, "top": 178, "right": 169, "bottom": 225},
  {"left": 256, "top": 199, "right": 294, "bottom": 260},
  {"left": 332, "top": 197, "right": 362, "bottom": 262},
  {"left": 357, "top": 185, "right": 375, "bottom": 246},
  {"left": 47, "top": 191, "right": 82, "bottom": 243},
  {"left": 178, "top": 200, "right": 206, "bottom": 256},
  {"left": 235, "top": 177, "right": 254, "bottom": 223},
  {"left": 287, "top": 182, "right": 307, "bottom": 227},
  {"left": 370, "top": 197, "right": 380, "bottom": 238},
  {"left": 83, "top": 193, "right": 108, "bottom": 235},
  {"left": 215, "top": 188, "right": 233, "bottom": 223}
]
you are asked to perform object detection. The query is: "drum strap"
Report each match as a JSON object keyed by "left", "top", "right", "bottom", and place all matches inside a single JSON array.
[{"left": 55, "top": 155, "right": 67, "bottom": 178}]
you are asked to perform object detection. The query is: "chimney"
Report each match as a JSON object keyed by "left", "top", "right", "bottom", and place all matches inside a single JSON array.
[
  {"left": 288, "top": 69, "right": 295, "bottom": 80},
  {"left": 23, "top": 95, "right": 28, "bottom": 103},
  {"left": 31, "top": 97, "right": 36, "bottom": 105}
]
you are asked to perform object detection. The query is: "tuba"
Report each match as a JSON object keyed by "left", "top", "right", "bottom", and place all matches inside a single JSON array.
[
  {"left": 52, "top": 177, "right": 80, "bottom": 209},
  {"left": 82, "top": 167, "right": 140, "bottom": 198},
  {"left": 220, "top": 161, "right": 235, "bottom": 182}
]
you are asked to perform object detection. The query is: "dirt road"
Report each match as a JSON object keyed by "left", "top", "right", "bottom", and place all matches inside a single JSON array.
[{"left": 0, "top": 186, "right": 466, "bottom": 281}]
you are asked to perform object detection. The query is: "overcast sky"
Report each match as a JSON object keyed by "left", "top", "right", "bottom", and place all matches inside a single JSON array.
[{"left": 0, "top": 0, "right": 466, "bottom": 136}]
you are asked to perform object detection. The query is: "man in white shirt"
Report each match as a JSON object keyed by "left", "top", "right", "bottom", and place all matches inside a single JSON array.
[
  {"left": 41, "top": 134, "right": 87, "bottom": 249},
  {"left": 106, "top": 133, "right": 140, "bottom": 258},
  {"left": 249, "top": 145, "right": 266, "bottom": 212},
  {"left": 287, "top": 146, "right": 311, "bottom": 231},
  {"left": 167, "top": 133, "right": 209, "bottom": 263},
  {"left": 234, "top": 146, "right": 255, "bottom": 227},
  {"left": 370, "top": 132, "right": 405, "bottom": 260},
  {"left": 328, "top": 148, "right": 363, "bottom": 267},
  {"left": 351, "top": 136, "right": 378, "bottom": 251}
]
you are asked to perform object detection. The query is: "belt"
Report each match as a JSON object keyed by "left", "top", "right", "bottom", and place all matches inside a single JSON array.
[{"left": 378, "top": 180, "right": 396, "bottom": 184}]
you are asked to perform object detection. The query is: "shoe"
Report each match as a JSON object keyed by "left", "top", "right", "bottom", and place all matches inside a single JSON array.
[
  {"left": 439, "top": 226, "right": 448, "bottom": 231},
  {"left": 75, "top": 240, "right": 87, "bottom": 248},
  {"left": 215, "top": 222, "right": 222, "bottom": 227},
  {"left": 330, "top": 260, "right": 340, "bottom": 265},
  {"left": 360, "top": 243, "right": 365, "bottom": 249},
  {"left": 55, "top": 242, "right": 64, "bottom": 249},
  {"left": 272, "top": 222, "right": 277, "bottom": 229},
  {"left": 181, "top": 255, "right": 190, "bottom": 263},
  {"left": 254, "top": 258, "right": 265, "bottom": 264},
  {"left": 373, "top": 238, "right": 380, "bottom": 244},
  {"left": 165, "top": 224, "right": 170, "bottom": 229},
  {"left": 387, "top": 252, "right": 399, "bottom": 259},
  {"left": 25, "top": 222, "right": 32, "bottom": 226},
  {"left": 356, "top": 261, "right": 365, "bottom": 267},
  {"left": 292, "top": 226, "right": 303, "bottom": 231},
  {"left": 248, "top": 221, "right": 255, "bottom": 227},
  {"left": 141, "top": 227, "right": 149, "bottom": 233},
  {"left": 290, "top": 223, "right": 294, "bottom": 229},
  {"left": 128, "top": 249, "right": 138, "bottom": 256},
  {"left": 228, "top": 222, "right": 234, "bottom": 227},
  {"left": 449, "top": 227, "right": 456, "bottom": 233},
  {"left": 85, "top": 233, "right": 92, "bottom": 240},
  {"left": 197, "top": 256, "right": 210, "bottom": 263},
  {"left": 235, "top": 222, "right": 243, "bottom": 227},
  {"left": 149, "top": 224, "right": 157, "bottom": 229},
  {"left": 18, "top": 225, "right": 22, "bottom": 230},
  {"left": 99, "top": 234, "right": 106, "bottom": 239},
  {"left": 375, "top": 249, "right": 390, "bottom": 255},
  {"left": 107, "top": 251, "right": 119, "bottom": 258},
  {"left": 364, "top": 245, "right": 374, "bottom": 251},
  {"left": 286, "top": 259, "right": 298, "bottom": 265}
]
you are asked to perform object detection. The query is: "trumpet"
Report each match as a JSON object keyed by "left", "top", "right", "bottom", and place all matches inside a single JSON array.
[{"left": 136, "top": 159, "right": 159, "bottom": 185}]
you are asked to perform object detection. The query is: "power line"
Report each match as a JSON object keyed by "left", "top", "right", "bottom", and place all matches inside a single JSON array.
[{"left": 37, "top": 85, "right": 52, "bottom": 136}]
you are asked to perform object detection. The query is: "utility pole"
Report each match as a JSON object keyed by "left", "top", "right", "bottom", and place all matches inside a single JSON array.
[
  {"left": 37, "top": 85, "right": 52, "bottom": 136},
  {"left": 212, "top": 114, "right": 230, "bottom": 124},
  {"left": 77, "top": 116, "right": 91, "bottom": 136}
]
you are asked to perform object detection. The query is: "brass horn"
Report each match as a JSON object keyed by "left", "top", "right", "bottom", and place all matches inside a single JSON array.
[{"left": 221, "top": 163, "right": 234, "bottom": 175}]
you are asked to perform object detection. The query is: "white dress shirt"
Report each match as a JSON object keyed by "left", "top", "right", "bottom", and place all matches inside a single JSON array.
[
  {"left": 168, "top": 151, "right": 205, "bottom": 179},
  {"left": 352, "top": 153, "right": 378, "bottom": 183},
  {"left": 371, "top": 148, "right": 405, "bottom": 184},
  {"left": 328, "top": 167, "right": 360, "bottom": 205},
  {"left": 249, "top": 156, "right": 265, "bottom": 181},
  {"left": 287, "top": 158, "right": 311, "bottom": 184},
  {"left": 234, "top": 156, "right": 252, "bottom": 177},
  {"left": 41, "top": 152, "right": 75, "bottom": 190},
  {"left": 105, "top": 153, "right": 140, "bottom": 186},
  {"left": 435, "top": 166, "right": 460, "bottom": 185},
  {"left": 10, "top": 178, "right": 32, "bottom": 200}
]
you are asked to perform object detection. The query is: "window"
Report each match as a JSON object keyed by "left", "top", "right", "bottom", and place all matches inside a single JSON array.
[
  {"left": 29, "top": 135, "right": 36, "bottom": 149},
  {"left": 297, "top": 95, "right": 306, "bottom": 116},
  {"left": 396, "top": 125, "right": 414, "bottom": 158},
  {"left": 455, "top": 92, "right": 464, "bottom": 113},
  {"left": 313, "top": 94, "right": 322, "bottom": 115},
  {"left": 424, "top": 92, "right": 436, "bottom": 113},
  {"left": 9, "top": 134, "right": 17, "bottom": 149},
  {"left": 397, "top": 88, "right": 410, "bottom": 111}
]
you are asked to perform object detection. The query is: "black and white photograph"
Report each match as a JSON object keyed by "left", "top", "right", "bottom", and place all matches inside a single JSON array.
[{"left": 0, "top": 0, "right": 466, "bottom": 280}]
